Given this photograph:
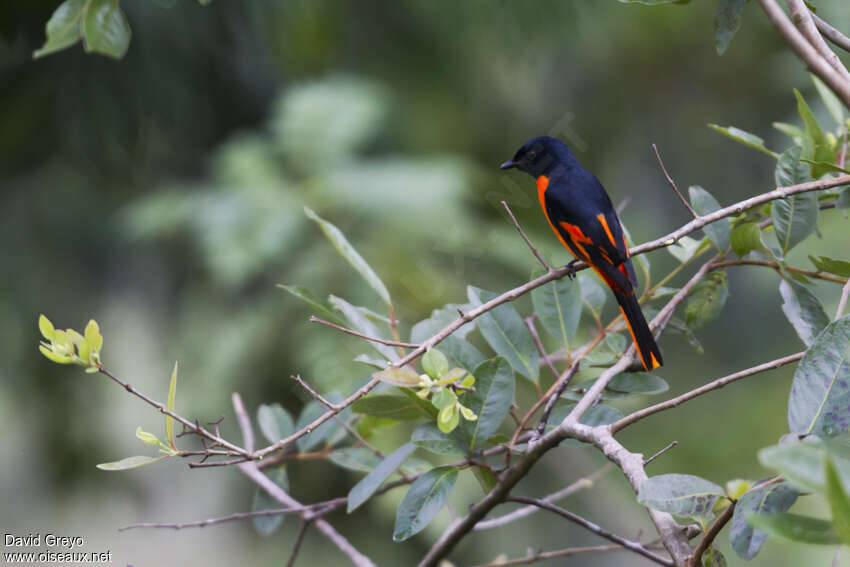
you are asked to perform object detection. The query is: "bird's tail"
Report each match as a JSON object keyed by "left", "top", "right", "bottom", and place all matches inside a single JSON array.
[{"left": 614, "top": 290, "right": 663, "bottom": 371}]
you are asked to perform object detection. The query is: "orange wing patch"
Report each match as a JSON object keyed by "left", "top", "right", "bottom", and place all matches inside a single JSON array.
[
  {"left": 596, "top": 213, "right": 618, "bottom": 248},
  {"left": 621, "top": 232, "right": 630, "bottom": 258},
  {"left": 559, "top": 221, "right": 594, "bottom": 245}
]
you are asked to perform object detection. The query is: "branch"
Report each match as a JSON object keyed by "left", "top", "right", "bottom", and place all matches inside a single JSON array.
[
  {"left": 757, "top": 0, "right": 850, "bottom": 106},
  {"left": 644, "top": 441, "right": 678, "bottom": 466},
  {"left": 712, "top": 259, "right": 848, "bottom": 284},
  {"left": 502, "top": 201, "right": 551, "bottom": 270},
  {"left": 286, "top": 521, "right": 311, "bottom": 567},
  {"left": 118, "top": 504, "right": 324, "bottom": 531},
  {"left": 786, "top": 0, "right": 850, "bottom": 81},
  {"left": 688, "top": 501, "right": 736, "bottom": 567},
  {"left": 309, "top": 316, "right": 418, "bottom": 349},
  {"left": 610, "top": 351, "right": 805, "bottom": 433},
  {"left": 507, "top": 496, "right": 673, "bottom": 566},
  {"left": 653, "top": 143, "right": 697, "bottom": 218},
  {"left": 812, "top": 11, "right": 850, "bottom": 54},
  {"left": 470, "top": 544, "right": 629, "bottom": 567},
  {"left": 837, "top": 278, "right": 850, "bottom": 319},
  {"left": 525, "top": 315, "right": 561, "bottom": 379}
]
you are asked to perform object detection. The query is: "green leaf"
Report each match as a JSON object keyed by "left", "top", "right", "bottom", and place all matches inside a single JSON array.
[
  {"left": 437, "top": 403, "right": 459, "bottom": 433},
  {"left": 304, "top": 207, "right": 391, "bottom": 306},
  {"left": 773, "top": 147, "right": 817, "bottom": 257},
  {"left": 96, "top": 455, "right": 167, "bottom": 470},
  {"left": 667, "top": 235, "right": 703, "bottom": 263},
  {"left": 838, "top": 188, "right": 850, "bottom": 209},
  {"left": 685, "top": 271, "right": 728, "bottom": 329},
  {"left": 714, "top": 0, "right": 748, "bottom": 55},
  {"left": 296, "top": 393, "right": 346, "bottom": 452},
  {"left": 81, "top": 0, "right": 131, "bottom": 59},
  {"left": 411, "top": 307, "right": 485, "bottom": 372},
  {"left": 748, "top": 513, "right": 840, "bottom": 545},
  {"left": 730, "top": 482, "right": 798, "bottom": 559},
  {"left": 708, "top": 124, "right": 778, "bottom": 158},
  {"left": 251, "top": 467, "right": 288, "bottom": 536},
  {"left": 809, "top": 256, "right": 850, "bottom": 278},
  {"left": 779, "top": 279, "right": 830, "bottom": 347},
  {"left": 430, "top": 388, "right": 457, "bottom": 410},
  {"left": 257, "top": 403, "right": 295, "bottom": 444},
  {"left": 39, "top": 345, "right": 73, "bottom": 364},
  {"left": 701, "top": 546, "right": 726, "bottom": 567},
  {"left": 825, "top": 458, "right": 850, "bottom": 544},
  {"left": 730, "top": 222, "right": 764, "bottom": 257},
  {"left": 33, "top": 0, "right": 86, "bottom": 59},
  {"left": 165, "top": 361, "right": 178, "bottom": 446},
  {"left": 38, "top": 315, "right": 56, "bottom": 341},
  {"left": 393, "top": 466, "right": 459, "bottom": 541},
  {"left": 530, "top": 266, "right": 581, "bottom": 351},
  {"left": 277, "top": 284, "right": 344, "bottom": 324},
  {"left": 347, "top": 443, "right": 416, "bottom": 512},
  {"left": 472, "top": 466, "right": 498, "bottom": 494},
  {"left": 328, "top": 448, "right": 382, "bottom": 473},
  {"left": 813, "top": 75, "right": 845, "bottom": 126},
  {"left": 788, "top": 316, "right": 850, "bottom": 437},
  {"left": 459, "top": 357, "right": 515, "bottom": 450},
  {"left": 135, "top": 426, "right": 160, "bottom": 446},
  {"left": 422, "top": 349, "right": 449, "bottom": 379},
  {"left": 603, "top": 372, "right": 670, "bottom": 398},
  {"left": 372, "top": 367, "right": 422, "bottom": 387},
  {"left": 637, "top": 474, "right": 725, "bottom": 520},
  {"left": 773, "top": 121, "right": 804, "bottom": 142},
  {"left": 689, "top": 186, "right": 730, "bottom": 251},
  {"left": 617, "top": 0, "right": 686, "bottom": 4},
  {"left": 579, "top": 273, "right": 606, "bottom": 319},
  {"left": 329, "top": 295, "right": 397, "bottom": 361},
  {"left": 794, "top": 88, "right": 835, "bottom": 178},
  {"left": 411, "top": 423, "right": 468, "bottom": 456},
  {"left": 352, "top": 395, "right": 430, "bottom": 420},
  {"left": 758, "top": 441, "right": 850, "bottom": 494},
  {"left": 468, "top": 287, "right": 539, "bottom": 383}
]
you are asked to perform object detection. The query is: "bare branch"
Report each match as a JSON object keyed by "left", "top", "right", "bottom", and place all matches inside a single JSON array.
[
  {"left": 812, "top": 11, "right": 850, "bottom": 54},
  {"left": 309, "top": 316, "right": 418, "bottom": 349},
  {"left": 506, "top": 496, "right": 673, "bottom": 566},
  {"left": 653, "top": 143, "right": 697, "bottom": 218},
  {"left": 118, "top": 505, "right": 315, "bottom": 531},
  {"left": 286, "top": 521, "right": 312, "bottom": 567},
  {"left": 290, "top": 374, "right": 341, "bottom": 410},
  {"left": 644, "top": 441, "right": 678, "bottom": 467},
  {"left": 471, "top": 544, "right": 629, "bottom": 567},
  {"left": 712, "top": 258, "right": 848, "bottom": 284},
  {"left": 611, "top": 352, "right": 804, "bottom": 433},
  {"left": 524, "top": 316, "right": 560, "bottom": 379},
  {"left": 502, "top": 200, "right": 551, "bottom": 271},
  {"left": 786, "top": 0, "right": 850, "bottom": 81}
]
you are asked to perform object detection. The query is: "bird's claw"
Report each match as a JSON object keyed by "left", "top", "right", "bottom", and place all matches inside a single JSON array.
[{"left": 564, "top": 260, "right": 580, "bottom": 280}]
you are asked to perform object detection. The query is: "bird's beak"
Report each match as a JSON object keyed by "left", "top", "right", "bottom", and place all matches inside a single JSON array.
[{"left": 500, "top": 160, "right": 517, "bottom": 170}]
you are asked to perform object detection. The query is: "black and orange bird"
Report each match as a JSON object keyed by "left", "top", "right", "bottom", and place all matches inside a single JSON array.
[{"left": 500, "top": 136, "right": 662, "bottom": 371}]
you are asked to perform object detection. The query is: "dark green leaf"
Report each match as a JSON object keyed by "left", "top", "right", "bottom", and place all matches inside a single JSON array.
[
  {"left": 730, "top": 482, "right": 798, "bottom": 559},
  {"left": 689, "top": 186, "right": 730, "bottom": 251},
  {"left": 257, "top": 403, "right": 295, "bottom": 444},
  {"left": 730, "top": 222, "right": 763, "bottom": 257},
  {"left": 393, "top": 466, "right": 458, "bottom": 541},
  {"left": 637, "top": 474, "right": 725, "bottom": 520},
  {"left": 809, "top": 256, "right": 850, "bottom": 278},
  {"left": 825, "top": 458, "right": 850, "bottom": 544},
  {"left": 33, "top": 0, "right": 85, "bottom": 59},
  {"left": 685, "top": 271, "right": 728, "bottom": 329},
  {"left": 82, "top": 0, "right": 131, "bottom": 59},
  {"left": 472, "top": 466, "right": 498, "bottom": 494},
  {"left": 411, "top": 423, "right": 468, "bottom": 457},
  {"left": 837, "top": 188, "right": 850, "bottom": 209},
  {"left": 531, "top": 266, "right": 581, "bottom": 351},
  {"left": 788, "top": 316, "right": 850, "bottom": 437},
  {"left": 304, "top": 207, "right": 391, "bottom": 306},
  {"left": 251, "top": 467, "right": 288, "bottom": 536},
  {"left": 714, "top": 0, "right": 748, "bottom": 55},
  {"left": 708, "top": 124, "right": 777, "bottom": 158},
  {"left": 748, "top": 513, "right": 840, "bottom": 545},
  {"left": 779, "top": 279, "right": 830, "bottom": 347},
  {"left": 773, "top": 147, "right": 817, "bottom": 257},
  {"left": 329, "top": 448, "right": 382, "bottom": 473},
  {"left": 459, "top": 357, "right": 515, "bottom": 450},
  {"left": 604, "top": 373, "right": 670, "bottom": 398},
  {"left": 467, "top": 287, "right": 539, "bottom": 383},
  {"left": 794, "top": 89, "right": 835, "bottom": 178},
  {"left": 347, "top": 443, "right": 416, "bottom": 512},
  {"left": 352, "top": 394, "right": 430, "bottom": 421}
]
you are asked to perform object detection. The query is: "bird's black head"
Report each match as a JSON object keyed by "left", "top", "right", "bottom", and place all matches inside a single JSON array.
[{"left": 500, "top": 136, "right": 577, "bottom": 178}]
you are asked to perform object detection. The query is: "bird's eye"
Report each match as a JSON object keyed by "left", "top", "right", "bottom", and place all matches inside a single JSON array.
[{"left": 526, "top": 150, "right": 537, "bottom": 160}]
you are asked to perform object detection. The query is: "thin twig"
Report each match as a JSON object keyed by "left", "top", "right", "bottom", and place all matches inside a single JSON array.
[
  {"left": 712, "top": 258, "right": 848, "bottom": 284},
  {"left": 502, "top": 200, "right": 550, "bottom": 270},
  {"left": 290, "top": 374, "right": 340, "bottom": 411},
  {"left": 119, "top": 505, "right": 314, "bottom": 531},
  {"left": 286, "top": 520, "right": 312, "bottom": 567},
  {"left": 837, "top": 278, "right": 850, "bottom": 319},
  {"left": 653, "top": 143, "right": 697, "bottom": 218},
  {"left": 611, "top": 352, "right": 804, "bottom": 433},
  {"left": 812, "top": 11, "right": 850, "bottom": 54},
  {"left": 475, "top": 464, "right": 613, "bottom": 531},
  {"left": 644, "top": 441, "right": 678, "bottom": 466},
  {"left": 309, "top": 316, "right": 418, "bottom": 349},
  {"left": 506, "top": 496, "right": 673, "bottom": 566},
  {"left": 786, "top": 0, "right": 850, "bottom": 81},
  {"left": 525, "top": 315, "right": 560, "bottom": 379},
  {"left": 688, "top": 501, "right": 736, "bottom": 567},
  {"left": 470, "top": 544, "right": 629, "bottom": 567}
]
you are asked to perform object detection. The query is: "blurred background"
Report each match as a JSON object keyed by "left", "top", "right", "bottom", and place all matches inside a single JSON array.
[{"left": 2, "top": 1, "right": 850, "bottom": 565}]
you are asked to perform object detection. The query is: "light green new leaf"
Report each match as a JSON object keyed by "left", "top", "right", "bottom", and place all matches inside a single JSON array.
[
  {"left": 468, "top": 287, "right": 539, "bottom": 383},
  {"left": 685, "top": 271, "right": 728, "bottom": 329},
  {"left": 825, "top": 458, "right": 850, "bottom": 544},
  {"left": 748, "top": 513, "right": 840, "bottom": 545},
  {"left": 689, "top": 186, "right": 730, "bottom": 251},
  {"left": 82, "top": 0, "right": 131, "bottom": 59},
  {"left": 165, "top": 361, "right": 178, "bottom": 446},
  {"left": 135, "top": 426, "right": 160, "bottom": 446},
  {"left": 708, "top": 124, "right": 778, "bottom": 158},
  {"left": 779, "top": 279, "right": 829, "bottom": 347},
  {"left": 96, "top": 455, "right": 167, "bottom": 471},
  {"left": 531, "top": 266, "right": 581, "bottom": 351},
  {"left": 788, "top": 316, "right": 850, "bottom": 437},
  {"left": 38, "top": 314, "right": 56, "bottom": 341},
  {"left": 393, "top": 466, "right": 458, "bottom": 541},
  {"left": 348, "top": 443, "right": 416, "bottom": 512},
  {"left": 714, "top": 0, "right": 748, "bottom": 55},
  {"left": 422, "top": 348, "right": 449, "bottom": 379},
  {"left": 809, "top": 256, "right": 850, "bottom": 278},
  {"left": 773, "top": 147, "right": 817, "bottom": 257},
  {"left": 251, "top": 467, "right": 288, "bottom": 536},
  {"left": 33, "top": 0, "right": 86, "bottom": 59},
  {"left": 304, "top": 207, "right": 391, "bottom": 306},
  {"left": 794, "top": 89, "right": 835, "bottom": 178}
]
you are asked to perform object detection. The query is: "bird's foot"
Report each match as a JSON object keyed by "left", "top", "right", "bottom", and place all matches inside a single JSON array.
[{"left": 564, "top": 260, "right": 581, "bottom": 280}]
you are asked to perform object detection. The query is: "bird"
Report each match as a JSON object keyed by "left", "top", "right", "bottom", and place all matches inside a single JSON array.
[{"left": 500, "top": 136, "right": 662, "bottom": 371}]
